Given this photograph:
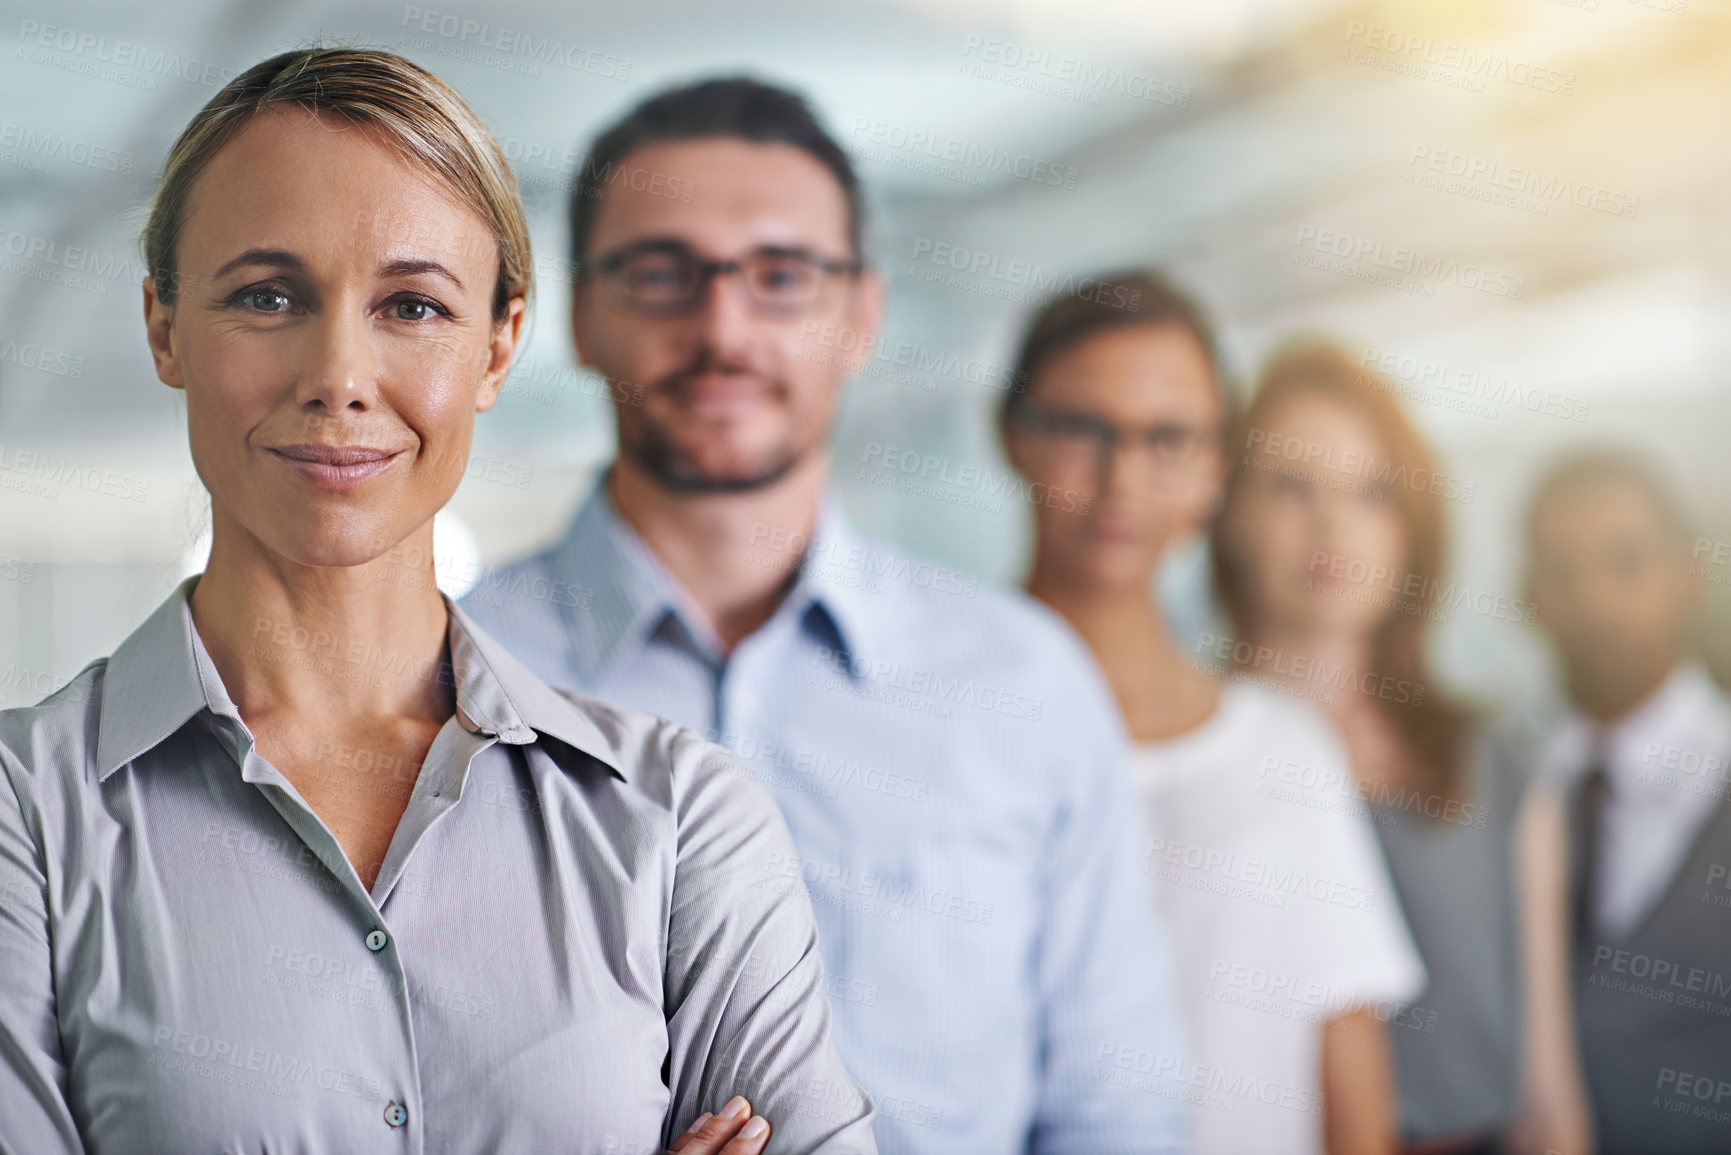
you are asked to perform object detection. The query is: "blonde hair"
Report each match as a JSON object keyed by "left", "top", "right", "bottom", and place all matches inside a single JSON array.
[{"left": 142, "top": 46, "right": 531, "bottom": 320}]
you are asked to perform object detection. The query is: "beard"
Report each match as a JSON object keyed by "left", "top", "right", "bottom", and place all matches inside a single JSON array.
[
  {"left": 619, "top": 422, "right": 803, "bottom": 494},
  {"left": 615, "top": 353, "right": 813, "bottom": 494}
]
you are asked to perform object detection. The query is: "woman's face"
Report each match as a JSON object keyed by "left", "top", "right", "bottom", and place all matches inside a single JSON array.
[
  {"left": 1004, "top": 323, "right": 1224, "bottom": 593},
  {"left": 1219, "top": 389, "right": 1410, "bottom": 641},
  {"left": 144, "top": 106, "right": 523, "bottom": 570}
]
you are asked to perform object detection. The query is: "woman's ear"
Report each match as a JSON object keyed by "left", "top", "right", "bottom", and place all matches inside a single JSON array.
[
  {"left": 143, "top": 276, "right": 185, "bottom": 390},
  {"left": 1212, "top": 495, "right": 1245, "bottom": 569},
  {"left": 998, "top": 386, "right": 1039, "bottom": 479},
  {"left": 475, "top": 295, "right": 526, "bottom": 413},
  {"left": 999, "top": 411, "right": 1028, "bottom": 477}
]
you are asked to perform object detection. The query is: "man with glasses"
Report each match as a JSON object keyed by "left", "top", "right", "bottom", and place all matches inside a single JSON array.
[{"left": 462, "top": 78, "right": 1189, "bottom": 1154}]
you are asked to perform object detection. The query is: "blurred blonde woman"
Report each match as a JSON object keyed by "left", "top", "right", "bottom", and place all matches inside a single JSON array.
[
  {"left": 0, "top": 48, "right": 873, "bottom": 1155},
  {"left": 1002, "top": 272, "right": 1424, "bottom": 1155},
  {"left": 1211, "top": 341, "right": 1592, "bottom": 1155}
]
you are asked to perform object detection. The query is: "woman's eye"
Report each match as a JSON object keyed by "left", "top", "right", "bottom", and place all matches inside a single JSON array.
[
  {"left": 391, "top": 297, "right": 443, "bottom": 321},
  {"left": 239, "top": 288, "right": 291, "bottom": 313},
  {"left": 1147, "top": 429, "right": 1188, "bottom": 454}
]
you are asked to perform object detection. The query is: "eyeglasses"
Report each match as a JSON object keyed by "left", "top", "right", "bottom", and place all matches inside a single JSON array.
[
  {"left": 585, "top": 240, "right": 863, "bottom": 317},
  {"left": 1010, "top": 404, "right": 1222, "bottom": 470}
]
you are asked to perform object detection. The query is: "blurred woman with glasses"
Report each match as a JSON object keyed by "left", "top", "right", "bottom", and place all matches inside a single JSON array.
[
  {"left": 1210, "top": 341, "right": 1593, "bottom": 1155},
  {"left": 1002, "top": 271, "right": 1424, "bottom": 1155},
  {"left": 0, "top": 47, "right": 874, "bottom": 1155}
]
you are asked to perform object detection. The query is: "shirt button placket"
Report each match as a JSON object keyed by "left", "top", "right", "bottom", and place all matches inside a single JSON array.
[
  {"left": 354, "top": 914, "right": 415, "bottom": 1149},
  {"left": 368, "top": 928, "right": 413, "bottom": 1141},
  {"left": 722, "top": 647, "right": 764, "bottom": 741}
]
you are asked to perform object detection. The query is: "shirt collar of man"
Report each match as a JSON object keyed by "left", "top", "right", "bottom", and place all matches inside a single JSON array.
[
  {"left": 1600, "top": 662, "right": 1731, "bottom": 799},
  {"left": 94, "top": 575, "right": 630, "bottom": 783},
  {"left": 1543, "top": 662, "right": 1731, "bottom": 804},
  {"left": 555, "top": 477, "right": 882, "bottom": 684}
]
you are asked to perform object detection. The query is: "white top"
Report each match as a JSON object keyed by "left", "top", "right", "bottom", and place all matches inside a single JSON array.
[
  {"left": 1130, "top": 680, "right": 1426, "bottom": 1155},
  {"left": 1536, "top": 662, "right": 1731, "bottom": 939}
]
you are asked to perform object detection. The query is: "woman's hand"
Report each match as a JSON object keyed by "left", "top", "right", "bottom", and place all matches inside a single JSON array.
[{"left": 666, "top": 1096, "right": 772, "bottom": 1155}]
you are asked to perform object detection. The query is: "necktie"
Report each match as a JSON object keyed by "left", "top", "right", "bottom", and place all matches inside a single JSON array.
[{"left": 1572, "top": 762, "right": 1610, "bottom": 941}]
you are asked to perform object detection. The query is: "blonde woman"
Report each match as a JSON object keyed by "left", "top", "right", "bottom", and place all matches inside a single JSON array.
[{"left": 0, "top": 48, "right": 873, "bottom": 1154}]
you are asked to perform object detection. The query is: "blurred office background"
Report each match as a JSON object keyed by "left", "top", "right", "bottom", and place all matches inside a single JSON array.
[{"left": 2, "top": 0, "right": 1728, "bottom": 708}]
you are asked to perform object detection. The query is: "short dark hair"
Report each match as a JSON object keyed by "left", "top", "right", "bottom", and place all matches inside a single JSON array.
[
  {"left": 568, "top": 76, "right": 863, "bottom": 275},
  {"left": 1000, "top": 268, "right": 1223, "bottom": 423}
]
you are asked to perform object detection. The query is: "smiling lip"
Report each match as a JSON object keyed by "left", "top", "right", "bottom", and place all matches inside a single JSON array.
[
  {"left": 268, "top": 443, "right": 401, "bottom": 490},
  {"left": 1089, "top": 519, "right": 1144, "bottom": 544}
]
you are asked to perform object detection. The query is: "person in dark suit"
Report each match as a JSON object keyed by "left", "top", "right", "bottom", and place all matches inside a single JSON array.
[{"left": 1525, "top": 450, "right": 1731, "bottom": 1154}]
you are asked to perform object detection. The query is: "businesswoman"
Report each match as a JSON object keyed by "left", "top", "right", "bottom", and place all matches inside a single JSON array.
[
  {"left": 0, "top": 48, "right": 873, "bottom": 1155},
  {"left": 1001, "top": 272, "right": 1424, "bottom": 1155},
  {"left": 1211, "top": 341, "right": 1593, "bottom": 1155}
]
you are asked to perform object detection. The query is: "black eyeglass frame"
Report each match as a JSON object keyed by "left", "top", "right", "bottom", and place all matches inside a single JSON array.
[
  {"left": 1008, "top": 402, "right": 1225, "bottom": 466},
  {"left": 581, "top": 239, "right": 864, "bottom": 317}
]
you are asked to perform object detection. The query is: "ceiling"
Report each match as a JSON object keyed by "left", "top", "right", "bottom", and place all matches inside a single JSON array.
[{"left": 3, "top": 0, "right": 1730, "bottom": 694}]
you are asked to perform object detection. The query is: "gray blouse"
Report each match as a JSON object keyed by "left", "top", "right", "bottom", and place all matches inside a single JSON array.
[
  {"left": 1371, "top": 721, "right": 1532, "bottom": 1140},
  {"left": 0, "top": 577, "right": 875, "bottom": 1154}
]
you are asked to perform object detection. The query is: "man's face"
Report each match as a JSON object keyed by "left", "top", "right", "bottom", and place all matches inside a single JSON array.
[
  {"left": 572, "top": 138, "right": 881, "bottom": 492},
  {"left": 1527, "top": 478, "right": 1698, "bottom": 713}
]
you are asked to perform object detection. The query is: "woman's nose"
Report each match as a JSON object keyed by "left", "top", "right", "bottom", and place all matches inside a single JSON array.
[{"left": 295, "top": 310, "right": 382, "bottom": 412}]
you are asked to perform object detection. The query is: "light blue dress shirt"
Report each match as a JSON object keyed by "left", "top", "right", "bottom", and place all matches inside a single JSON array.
[{"left": 461, "top": 482, "right": 1191, "bottom": 1155}]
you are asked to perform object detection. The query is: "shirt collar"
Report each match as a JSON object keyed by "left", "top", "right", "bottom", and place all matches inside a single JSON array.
[
  {"left": 783, "top": 498, "right": 883, "bottom": 680},
  {"left": 1543, "top": 662, "right": 1731, "bottom": 800},
  {"left": 1602, "top": 663, "right": 1731, "bottom": 795},
  {"left": 445, "top": 596, "right": 630, "bottom": 780},
  {"left": 95, "top": 576, "right": 211, "bottom": 781},
  {"left": 553, "top": 479, "right": 881, "bottom": 681},
  {"left": 552, "top": 480, "right": 706, "bottom": 679},
  {"left": 96, "top": 575, "right": 629, "bottom": 783}
]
